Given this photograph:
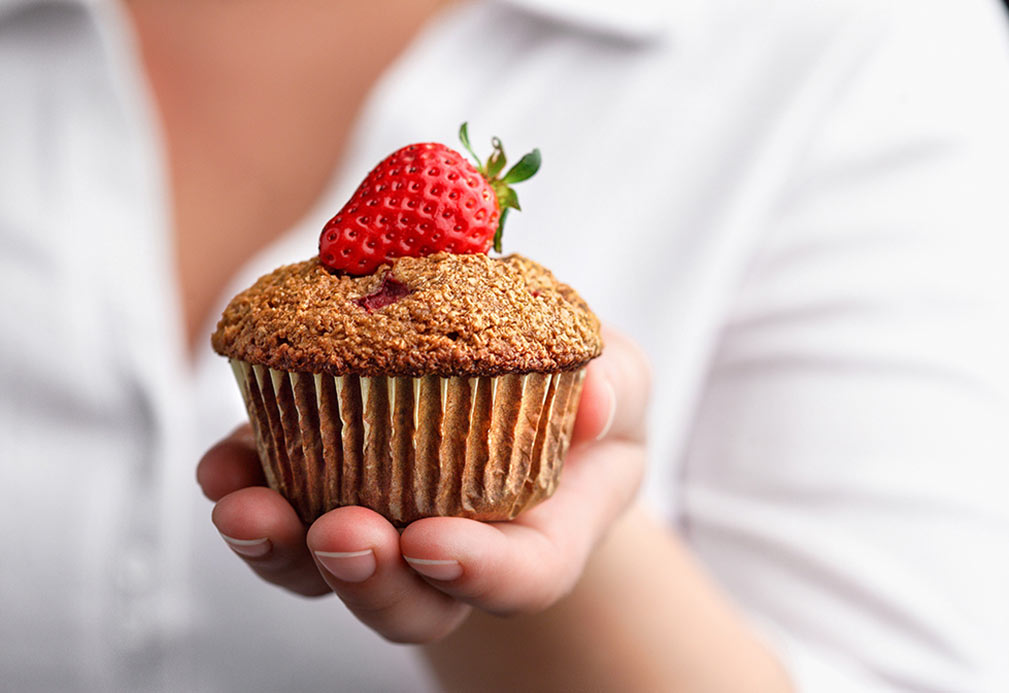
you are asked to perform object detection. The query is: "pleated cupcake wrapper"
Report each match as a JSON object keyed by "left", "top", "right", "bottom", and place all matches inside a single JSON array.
[{"left": 229, "top": 359, "right": 585, "bottom": 526}]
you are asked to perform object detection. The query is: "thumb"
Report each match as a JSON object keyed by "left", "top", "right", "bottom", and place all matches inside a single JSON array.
[{"left": 572, "top": 325, "right": 651, "bottom": 445}]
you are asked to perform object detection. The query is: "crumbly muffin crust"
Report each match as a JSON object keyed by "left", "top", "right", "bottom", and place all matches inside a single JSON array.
[{"left": 212, "top": 253, "right": 602, "bottom": 377}]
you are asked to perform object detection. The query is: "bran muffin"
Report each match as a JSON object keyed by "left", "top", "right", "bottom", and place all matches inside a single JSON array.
[{"left": 212, "top": 252, "right": 601, "bottom": 525}]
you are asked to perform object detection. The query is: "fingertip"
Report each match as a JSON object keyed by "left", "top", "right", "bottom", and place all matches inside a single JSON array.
[
  {"left": 308, "top": 509, "right": 474, "bottom": 642},
  {"left": 212, "top": 486, "right": 304, "bottom": 548},
  {"left": 307, "top": 506, "right": 401, "bottom": 563},
  {"left": 400, "top": 518, "right": 478, "bottom": 583},
  {"left": 571, "top": 361, "right": 616, "bottom": 443},
  {"left": 308, "top": 508, "right": 417, "bottom": 599},
  {"left": 198, "top": 434, "right": 266, "bottom": 501},
  {"left": 400, "top": 517, "right": 514, "bottom": 583},
  {"left": 401, "top": 518, "right": 564, "bottom": 614},
  {"left": 399, "top": 516, "right": 485, "bottom": 557},
  {"left": 572, "top": 325, "right": 652, "bottom": 444},
  {"left": 210, "top": 486, "right": 333, "bottom": 596},
  {"left": 219, "top": 534, "right": 272, "bottom": 559},
  {"left": 229, "top": 423, "right": 256, "bottom": 445},
  {"left": 599, "top": 325, "right": 652, "bottom": 399}
]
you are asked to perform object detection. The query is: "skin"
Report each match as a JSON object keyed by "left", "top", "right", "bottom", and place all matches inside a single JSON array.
[
  {"left": 199, "top": 328, "right": 794, "bottom": 692},
  {"left": 127, "top": 0, "right": 793, "bottom": 687},
  {"left": 126, "top": 0, "right": 454, "bottom": 350}
]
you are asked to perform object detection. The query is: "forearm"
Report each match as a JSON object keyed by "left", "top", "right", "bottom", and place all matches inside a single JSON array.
[{"left": 422, "top": 505, "right": 793, "bottom": 693}]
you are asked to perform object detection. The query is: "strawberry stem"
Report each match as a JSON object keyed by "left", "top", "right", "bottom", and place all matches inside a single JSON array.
[{"left": 457, "top": 123, "right": 541, "bottom": 254}]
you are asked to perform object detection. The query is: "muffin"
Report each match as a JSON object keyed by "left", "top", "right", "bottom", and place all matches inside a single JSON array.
[{"left": 211, "top": 126, "right": 602, "bottom": 525}]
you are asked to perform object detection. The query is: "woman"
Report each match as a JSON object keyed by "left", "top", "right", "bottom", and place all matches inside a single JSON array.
[{"left": 3, "top": 0, "right": 1009, "bottom": 690}]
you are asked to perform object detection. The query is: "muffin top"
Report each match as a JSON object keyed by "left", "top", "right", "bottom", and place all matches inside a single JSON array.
[{"left": 212, "top": 253, "right": 602, "bottom": 377}]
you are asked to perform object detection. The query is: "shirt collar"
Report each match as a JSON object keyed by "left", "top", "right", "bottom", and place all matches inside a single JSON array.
[
  {"left": 0, "top": 0, "right": 96, "bottom": 22},
  {"left": 492, "top": 0, "right": 687, "bottom": 42},
  {"left": 1, "top": 0, "right": 687, "bottom": 41}
]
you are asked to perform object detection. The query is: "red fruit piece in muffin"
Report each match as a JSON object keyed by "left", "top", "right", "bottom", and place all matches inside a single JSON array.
[{"left": 319, "top": 123, "right": 541, "bottom": 275}]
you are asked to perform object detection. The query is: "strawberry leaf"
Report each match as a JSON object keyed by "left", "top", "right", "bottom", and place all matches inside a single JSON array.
[
  {"left": 458, "top": 122, "right": 483, "bottom": 169},
  {"left": 501, "top": 148, "right": 541, "bottom": 184},
  {"left": 498, "top": 185, "right": 521, "bottom": 211},
  {"left": 486, "top": 137, "right": 507, "bottom": 179}
]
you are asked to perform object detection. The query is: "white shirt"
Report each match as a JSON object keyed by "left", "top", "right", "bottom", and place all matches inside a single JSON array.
[{"left": 3, "top": 0, "right": 1009, "bottom": 690}]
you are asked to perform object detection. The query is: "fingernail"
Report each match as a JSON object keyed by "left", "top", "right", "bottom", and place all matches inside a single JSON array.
[
  {"left": 315, "top": 549, "right": 376, "bottom": 583},
  {"left": 220, "top": 534, "right": 271, "bottom": 559},
  {"left": 595, "top": 378, "right": 617, "bottom": 441},
  {"left": 403, "top": 556, "right": 463, "bottom": 581}
]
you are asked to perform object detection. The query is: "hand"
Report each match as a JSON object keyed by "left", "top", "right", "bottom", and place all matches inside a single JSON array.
[{"left": 197, "top": 326, "right": 650, "bottom": 643}]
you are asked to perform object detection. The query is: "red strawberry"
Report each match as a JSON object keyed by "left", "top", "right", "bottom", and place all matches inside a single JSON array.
[{"left": 319, "top": 123, "right": 541, "bottom": 275}]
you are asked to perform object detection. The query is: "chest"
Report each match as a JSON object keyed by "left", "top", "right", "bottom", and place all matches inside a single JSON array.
[{"left": 126, "top": 0, "right": 448, "bottom": 346}]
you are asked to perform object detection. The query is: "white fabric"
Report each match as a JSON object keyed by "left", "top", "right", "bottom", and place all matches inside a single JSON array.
[{"left": 2, "top": 0, "right": 1009, "bottom": 690}]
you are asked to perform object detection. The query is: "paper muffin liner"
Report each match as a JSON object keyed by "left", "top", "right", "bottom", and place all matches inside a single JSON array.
[{"left": 229, "top": 359, "right": 585, "bottom": 526}]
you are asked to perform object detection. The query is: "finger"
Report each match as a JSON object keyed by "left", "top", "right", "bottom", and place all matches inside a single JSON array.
[
  {"left": 197, "top": 425, "right": 267, "bottom": 501},
  {"left": 571, "top": 325, "right": 651, "bottom": 445},
  {"left": 400, "top": 437, "right": 646, "bottom": 615},
  {"left": 306, "top": 507, "right": 471, "bottom": 643},
  {"left": 212, "top": 486, "right": 330, "bottom": 597}
]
